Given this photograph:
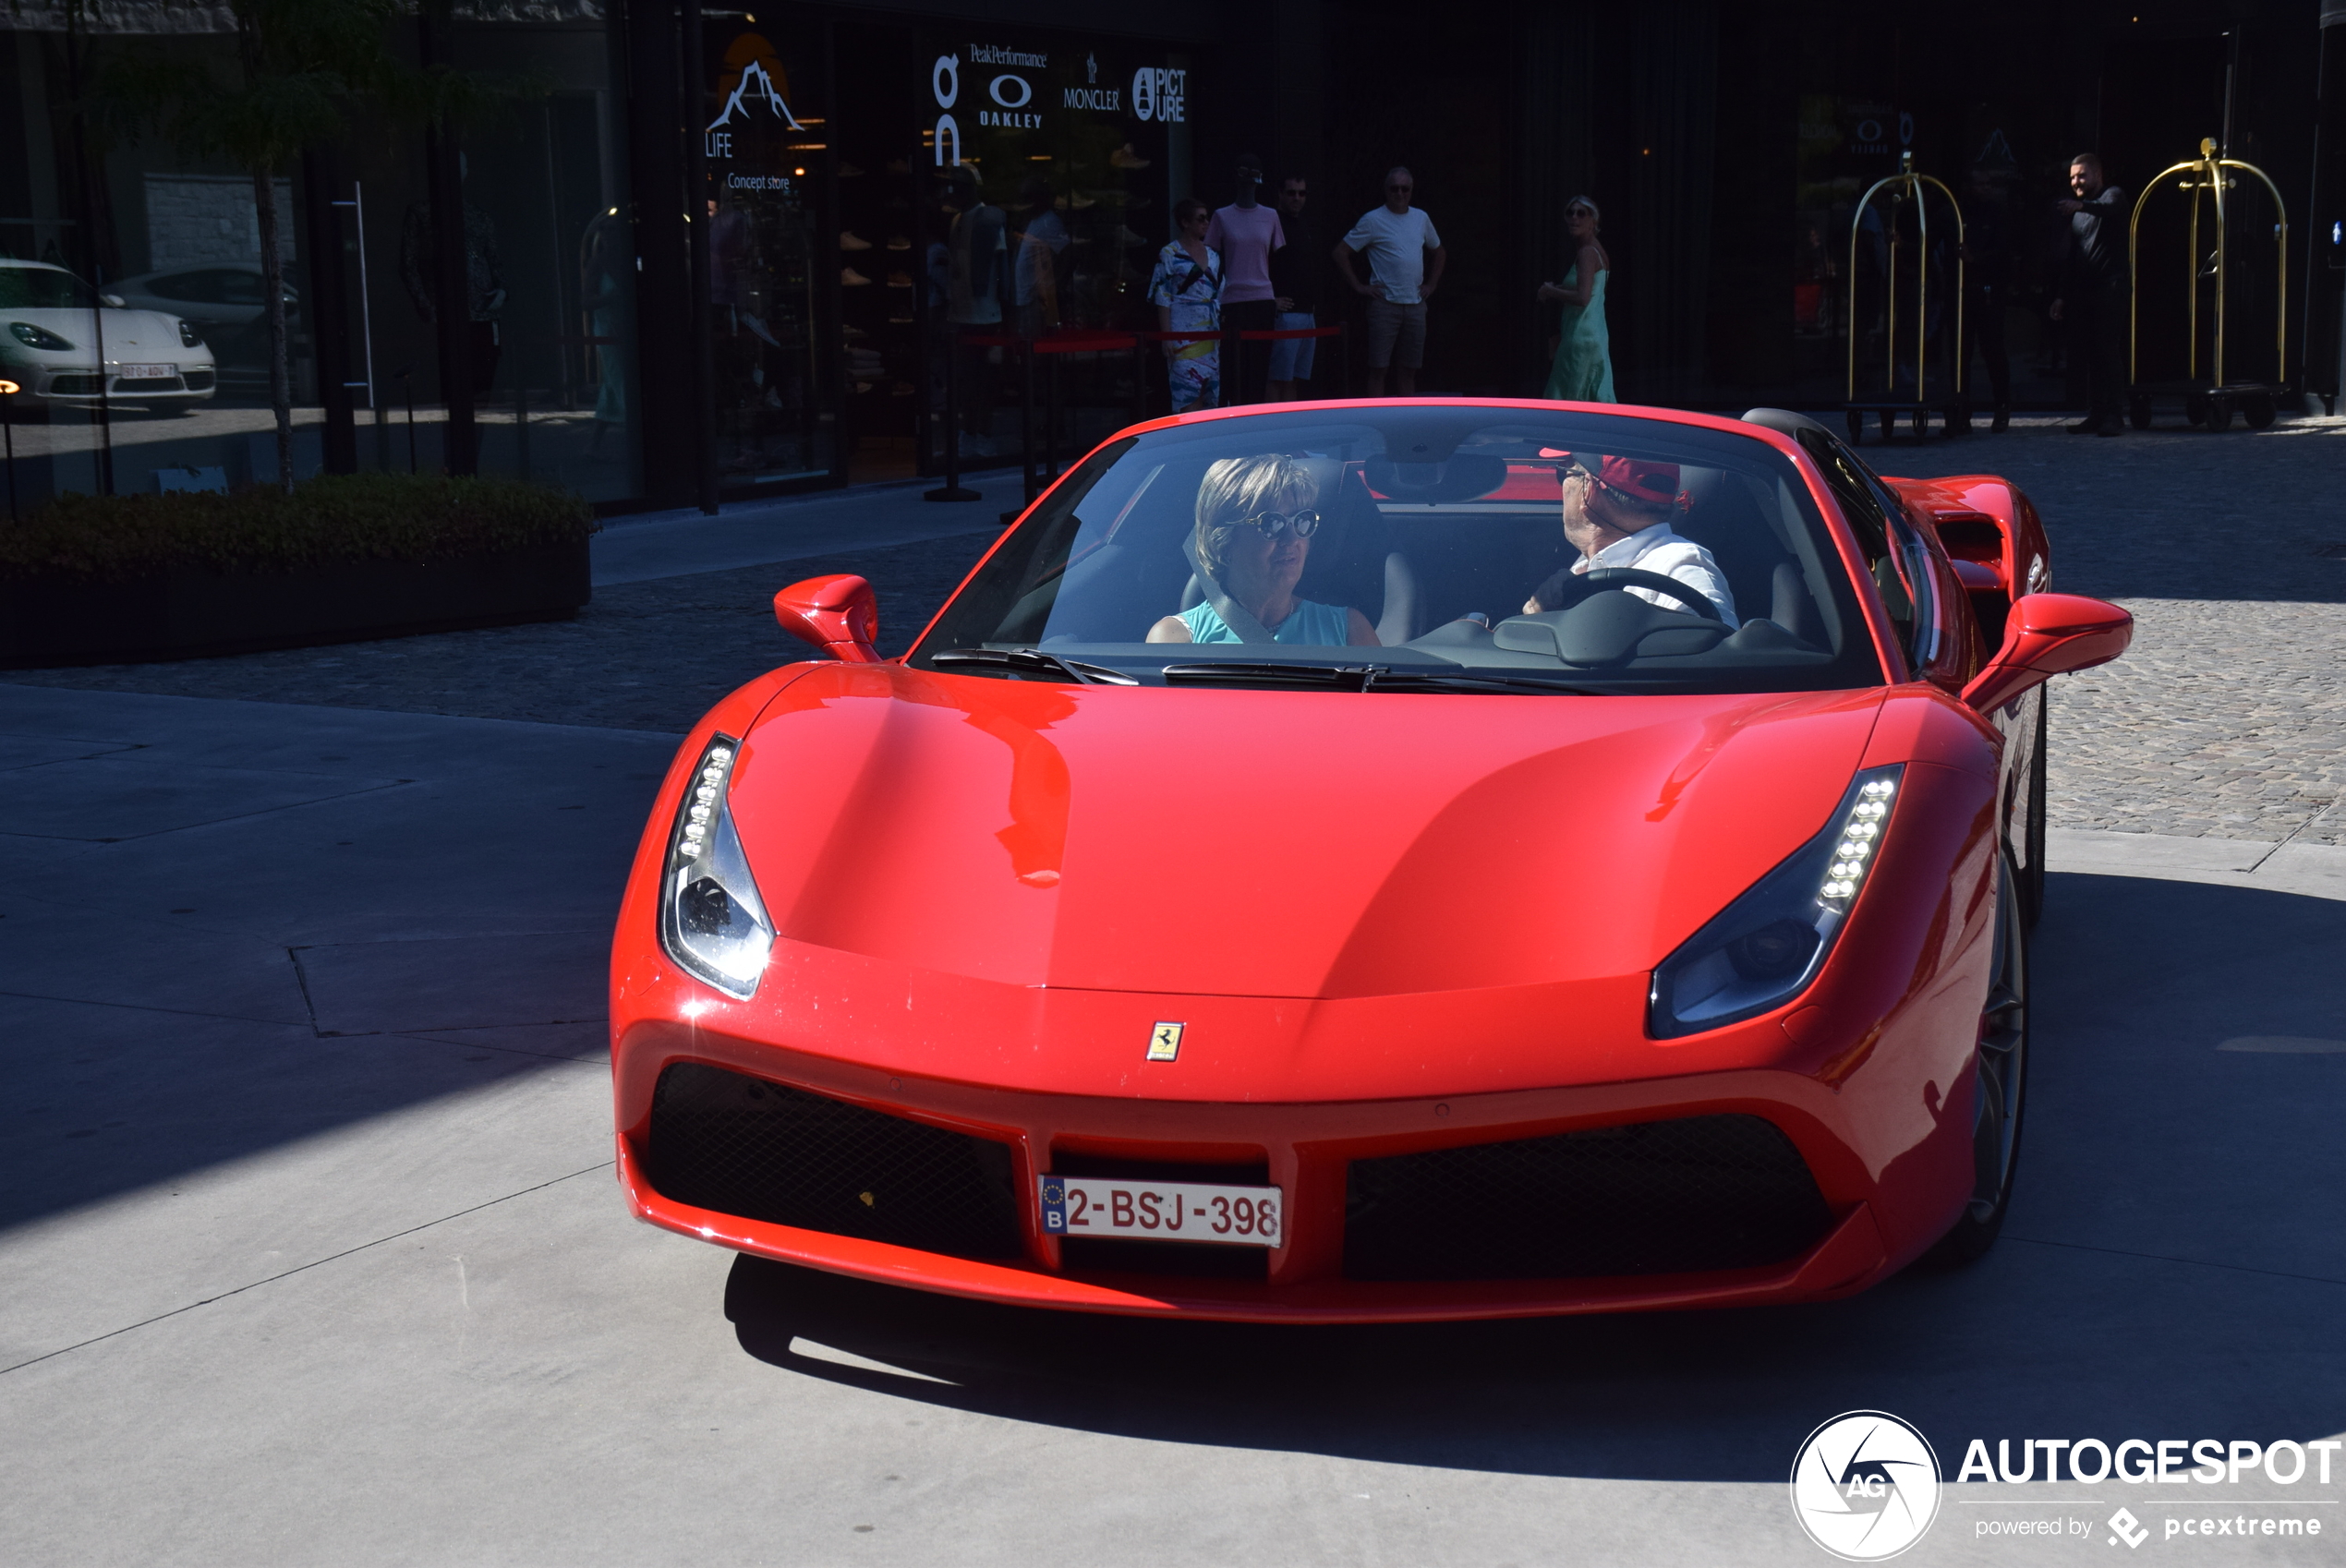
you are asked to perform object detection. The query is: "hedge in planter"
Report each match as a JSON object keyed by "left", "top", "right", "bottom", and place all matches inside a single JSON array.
[{"left": 0, "top": 473, "right": 599, "bottom": 667}]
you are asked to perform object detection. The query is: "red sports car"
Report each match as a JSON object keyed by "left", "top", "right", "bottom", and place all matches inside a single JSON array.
[{"left": 609, "top": 401, "right": 2131, "bottom": 1322}]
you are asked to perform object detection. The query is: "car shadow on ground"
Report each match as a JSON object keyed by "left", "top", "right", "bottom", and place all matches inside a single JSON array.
[{"left": 721, "top": 870, "right": 2346, "bottom": 1481}]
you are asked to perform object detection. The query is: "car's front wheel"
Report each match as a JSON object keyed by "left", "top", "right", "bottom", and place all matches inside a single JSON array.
[{"left": 1927, "top": 850, "right": 2029, "bottom": 1265}]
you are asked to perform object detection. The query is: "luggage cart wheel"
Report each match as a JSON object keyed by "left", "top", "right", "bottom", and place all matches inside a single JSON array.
[
  {"left": 2128, "top": 393, "right": 2152, "bottom": 430},
  {"left": 2243, "top": 393, "right": 2276, "bottom": 429},
  {"left": 1846, "top": 409, "right": 1864, "bottom": 443},
  {"left": 2186, "top": 390, "right": 2209, "bottom": 427},
  {"left": 2206, "top": 396, "right": 2232, "bottom": 431}
]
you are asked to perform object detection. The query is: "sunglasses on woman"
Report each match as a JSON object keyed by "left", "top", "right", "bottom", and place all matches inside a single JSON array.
[{"left": 1221, "top": 509, "right": 1322, "bottom": 541}]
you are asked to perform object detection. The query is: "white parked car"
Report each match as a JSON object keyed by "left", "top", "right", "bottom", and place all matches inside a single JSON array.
[
  {"left": 0, "top": 259, "right": 218, "bottom": 412},
  {"left": 109, "top": 260, "right": 298, "bottom": 379}
]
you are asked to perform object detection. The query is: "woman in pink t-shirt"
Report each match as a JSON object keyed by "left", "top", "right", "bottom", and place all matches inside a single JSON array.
[{"left": 1205, "top": 156, "right": 1286, "bottom": 404}]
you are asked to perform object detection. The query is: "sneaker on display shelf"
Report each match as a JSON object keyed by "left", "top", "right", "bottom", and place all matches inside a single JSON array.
[
  {"left": 1109, "top": 142, "right": 1151, "bottom": 169},
  {"left": 887, "top": 235, "right": 912, "bottom": 250},
  {"left": 841, "top": 267, "right": 873, "bottom": 286},
  {"left": 838, "top": 162, "right": 866, "bottom": 177},
  {"left": 840, "top": 231, "right": 873, "bottom": 250},
  {"left": 886, "top": 271, "right": 913, "bottom": 288}
]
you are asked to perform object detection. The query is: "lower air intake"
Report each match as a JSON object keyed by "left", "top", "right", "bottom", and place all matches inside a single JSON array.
[
  {"left": 1345, "top": 1114, "right": 1833, "bottom": 1281},
  {"left": 646, "top": 1062, "right": 1022, "bottom": 1260}
]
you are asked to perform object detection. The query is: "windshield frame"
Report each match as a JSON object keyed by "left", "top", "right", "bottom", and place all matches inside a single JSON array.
[{"left": 905, "top": 400, "right": 1896, "bottom": 694}]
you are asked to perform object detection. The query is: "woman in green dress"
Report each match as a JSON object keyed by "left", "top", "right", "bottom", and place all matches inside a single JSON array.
[{"left": 1539, "top": 196, "right": 1614, "bottom": 402}]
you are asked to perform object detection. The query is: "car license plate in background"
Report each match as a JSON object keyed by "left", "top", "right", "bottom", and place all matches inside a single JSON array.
[
  {"left": 1039, "top": 1175, "right": 1282, "bottom": 1248},
  {"left": 115, "top": 365, "right": 173, "bottom": 379}
]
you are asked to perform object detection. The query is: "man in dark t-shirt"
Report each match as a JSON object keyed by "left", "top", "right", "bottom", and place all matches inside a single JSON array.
[
  {"left": 2050, "top": 152, "right": 2128, "bottom": 437},
  {"left": 1265, "top": 175, "right": 1321, "bottom": 402}
]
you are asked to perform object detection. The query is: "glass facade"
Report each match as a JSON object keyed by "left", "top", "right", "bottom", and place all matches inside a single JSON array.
[{"left": 0, "top": 2, "right": 639, "bottom": 513}]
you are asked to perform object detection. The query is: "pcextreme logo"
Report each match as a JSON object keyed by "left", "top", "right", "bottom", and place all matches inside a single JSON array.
[{"left": 1791, "top": 1411, "right": 1943, "bottom": 1561}]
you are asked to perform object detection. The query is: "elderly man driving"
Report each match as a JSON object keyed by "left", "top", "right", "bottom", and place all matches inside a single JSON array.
[{"left": 1523, "top": 456, "right": 1738, "bottom": 627}]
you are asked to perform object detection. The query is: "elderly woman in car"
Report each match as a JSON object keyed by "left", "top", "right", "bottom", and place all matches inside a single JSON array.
[{"left": 1147, "top": 453, "right": 1380, "bottom": 645}]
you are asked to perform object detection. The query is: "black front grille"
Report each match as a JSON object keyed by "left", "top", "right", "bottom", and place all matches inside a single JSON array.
[
  {"left": 646, "top": 1062, "right": 1022, "bottom": 1260},
  {"left": 1051, "top": 1152, "right": 1272, "bottom": 1281},
  {"left": 47, "top": 374, "right": 103, "bottom": 396},
  {"left": 181, "top": 369, "right": 216, "bottom": 391},
  {"left": 1345, "top": 1114, "right": 1834, "bottom": 1282}
]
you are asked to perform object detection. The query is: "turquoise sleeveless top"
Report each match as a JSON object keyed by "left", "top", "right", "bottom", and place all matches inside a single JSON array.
[{"left": 1179, "top": 597, "right": 1352, "bottom": 645}]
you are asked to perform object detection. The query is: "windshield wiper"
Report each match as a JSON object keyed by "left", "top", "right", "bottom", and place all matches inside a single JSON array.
[
  {"left": 929, "top": 647, "right": 1138, "bottom": 685},
  {"left": 1159, "top": 663, "right": 1599, "bottom": 695}
]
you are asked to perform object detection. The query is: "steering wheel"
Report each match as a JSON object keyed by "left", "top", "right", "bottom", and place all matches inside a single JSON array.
[{"left": 1541, "top": 566, "right": 1725, "bottom": 622}]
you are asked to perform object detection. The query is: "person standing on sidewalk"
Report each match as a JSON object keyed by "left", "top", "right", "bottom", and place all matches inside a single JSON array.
[
  {"left": 1537, "top": 195, "right": 1614, "bottom": 402},
  {"left": 1150, "top": 197, "right": 1225, "bottom": 413},
  {"left": 1265, "top": 174, "right": 1321, "bottom": 403},
  {"left": 2049, "top": 152, "right": 2128, "bottom": 437},
  {"left": 1206, "top": 154, "right": 1285, "bottom": 404},
  {"left": 1334, "top": 167, "right": 1446, "bottom": 395}
]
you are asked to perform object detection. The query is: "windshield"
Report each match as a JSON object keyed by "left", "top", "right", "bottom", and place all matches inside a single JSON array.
[
  {"left": 912, "top": 406, "right": 1882, "bottom": 694},
  {"left": 0, "top": 266, "right": 99, "bottom": 310}
]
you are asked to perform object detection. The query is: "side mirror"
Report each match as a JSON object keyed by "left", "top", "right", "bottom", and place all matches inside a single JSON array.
[
  {"left": 1961, "top": 592, "right": 2132, "bottom": 714},
  {"left": 101, "top": 294, "right": 127, "bottom": 308},
  {"left": 773, "top": 573, "right": 881, "bottom": 663}
]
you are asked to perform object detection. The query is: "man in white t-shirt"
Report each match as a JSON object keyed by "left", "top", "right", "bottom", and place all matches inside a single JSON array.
[
  {"left": 1333, "top": 166, "right": 1446, "bottom": 395},
  {"left": 1522, "top": 457, "right": 1740, "bottom": 626}
]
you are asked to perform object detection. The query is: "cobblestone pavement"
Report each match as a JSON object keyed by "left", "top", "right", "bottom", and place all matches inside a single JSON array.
[
  {"left": 0, "top": 530, "right": 1001, "bottom": 735},
  {"left": 8, "top": 413, "right": 2344, "bottom": 841}
]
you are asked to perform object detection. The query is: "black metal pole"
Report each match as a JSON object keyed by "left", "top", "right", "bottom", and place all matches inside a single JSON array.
[
  {"left": 419, "top": 2, "right": 475, "bottom": 475},
  {"left": 1046, "top": 348, "right": 1060, "bottom": 482},
  {"left": 3, "top": 392, "right": 16, "bottom": 523},
  {"left": 925, "top": 325, "right": 976, "bottom": 501},
  {"left": 681, "top": 0, "right": 718, "bottom": 515},
  {"left": 1005, "top": 340, "right": 1035, "bottom": 523}
]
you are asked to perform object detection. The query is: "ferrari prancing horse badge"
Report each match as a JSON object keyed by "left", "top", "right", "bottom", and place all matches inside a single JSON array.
[{"left": 1147, "top": 1021, "right": 1184, "bottom": 1062}]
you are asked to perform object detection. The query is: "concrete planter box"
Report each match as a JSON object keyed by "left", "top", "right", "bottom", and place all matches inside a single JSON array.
[{"left": 0, "top": 537, "right": 591, "bottom": 668}]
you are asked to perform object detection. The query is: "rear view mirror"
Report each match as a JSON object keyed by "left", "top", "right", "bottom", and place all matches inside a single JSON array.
[
  {"left": 1961, "top": 592, "right": 2132, "bottom": 714},
  {"left": 773, "top": 573, "right": 881, "bottom": 663}
]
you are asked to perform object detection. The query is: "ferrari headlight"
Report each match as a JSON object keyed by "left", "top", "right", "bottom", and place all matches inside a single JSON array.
[
  {"left": 10, "top": 321, "right": 74, "bottom": 351},
  {"left": 658, "top": 734, "right": 774, "bottom": 998},
  {"left": 1647, "top": 766, "right": 1904, "bottom": 1039}
]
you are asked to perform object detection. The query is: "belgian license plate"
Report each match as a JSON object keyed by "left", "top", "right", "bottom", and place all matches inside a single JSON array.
[
  {"left": 1039, "top": 1175, "right": 1283, "bottom": 1248},
  {"left": 115, "top": 364, "right": 173, "bottom": 379}
]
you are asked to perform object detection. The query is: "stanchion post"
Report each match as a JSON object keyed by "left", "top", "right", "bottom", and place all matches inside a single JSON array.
[
  {"left": 925, "top": 324, "right": 978, "bottom": 502},
  {"left": 0, "top": 380, "right": 18, "bottom": 523}
]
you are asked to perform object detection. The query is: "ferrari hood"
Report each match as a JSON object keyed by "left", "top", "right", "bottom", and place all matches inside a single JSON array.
[{"left": 726, "top": 663, "right": 1885, "bottom": 999}]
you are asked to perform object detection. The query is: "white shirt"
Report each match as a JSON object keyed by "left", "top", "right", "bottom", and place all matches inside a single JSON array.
[
  {"left": 1340, "top": 205, "right": 1442, "bottom": 305},
  {"left": 1571, "top": 522, "right": 1740, "bottom": 627}
]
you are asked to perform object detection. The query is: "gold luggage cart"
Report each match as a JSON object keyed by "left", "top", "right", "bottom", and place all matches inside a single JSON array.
[
  {"left": 2126, "top": 139, "right": 2289, "bottom": 430},
  {"left": 1844, "top": 153, "right": 1966, "bottom": 443}
]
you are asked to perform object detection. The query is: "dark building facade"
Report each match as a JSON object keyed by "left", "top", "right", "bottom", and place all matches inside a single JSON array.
[{"left": 2, "top": 0, "right": 2336, "bottom": 514}]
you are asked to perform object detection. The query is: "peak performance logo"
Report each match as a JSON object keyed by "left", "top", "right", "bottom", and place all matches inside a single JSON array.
[{"left": 1792, "top": 1411, "right": 1942, "bottom": 1561}]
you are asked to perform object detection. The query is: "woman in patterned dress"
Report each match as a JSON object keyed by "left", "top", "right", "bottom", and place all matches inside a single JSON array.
[{"left": 1150, "top": 197, "right": 1223, "bottom": 413}]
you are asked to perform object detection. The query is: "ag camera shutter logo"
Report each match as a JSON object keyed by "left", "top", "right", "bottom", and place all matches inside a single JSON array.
[{"left": 1791, "top": 1411, "right": 1941, "bottom": 1561}]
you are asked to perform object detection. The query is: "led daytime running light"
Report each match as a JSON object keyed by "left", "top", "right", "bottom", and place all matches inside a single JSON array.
[
  {"left": 1820, "top": 778, "right": 1896, "bottom": 905},
  {"left": 659, "top": 736, "right": 774, "bottom": 999}
]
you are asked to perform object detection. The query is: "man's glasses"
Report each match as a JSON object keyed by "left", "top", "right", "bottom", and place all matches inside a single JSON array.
[{"left": 1220, "top": 510, "right": 1321, "bottom": 541}]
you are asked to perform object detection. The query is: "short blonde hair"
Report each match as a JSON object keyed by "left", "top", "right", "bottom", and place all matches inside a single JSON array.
[{"left": 1193, "top": 455, "right": 1315, "bottom": 578}]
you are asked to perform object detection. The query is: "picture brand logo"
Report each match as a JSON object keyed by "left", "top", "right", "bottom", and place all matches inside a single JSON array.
[{"left": 1792, "top": 1411, "right": 1942, "bottom": 1561}]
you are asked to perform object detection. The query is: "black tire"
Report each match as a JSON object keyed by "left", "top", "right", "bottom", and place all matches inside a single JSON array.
[
  {"left": 2244, "top": 393, "right": 2276, "bottom": 429},
  {"left": 1924, "top": 851, "right": 2029, "bottom": 1267}
]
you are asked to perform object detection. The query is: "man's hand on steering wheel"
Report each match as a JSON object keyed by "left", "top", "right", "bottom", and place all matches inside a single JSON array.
[{"left": 1525, "top": 566, "right": 1725, "bottom": 622}]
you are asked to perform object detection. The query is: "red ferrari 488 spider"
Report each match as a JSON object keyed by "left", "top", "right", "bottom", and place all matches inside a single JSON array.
[{"left": 610, "top": 401, "right": 2131, "bottom": 1321}]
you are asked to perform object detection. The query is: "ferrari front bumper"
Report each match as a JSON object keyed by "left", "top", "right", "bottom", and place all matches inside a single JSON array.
[{"left": 612, "top": 1019, "right": 1953, "bottom": 1323}]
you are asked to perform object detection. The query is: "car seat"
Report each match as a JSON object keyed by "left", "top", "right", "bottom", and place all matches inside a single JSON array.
[{"left": 1676, "top": 467, "right": 1818, "bottom": 640}]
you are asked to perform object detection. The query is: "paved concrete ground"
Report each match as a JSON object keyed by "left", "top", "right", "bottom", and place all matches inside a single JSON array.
[{"left": 4, "top": 416, "right": 2343, "bottom": 1564}]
